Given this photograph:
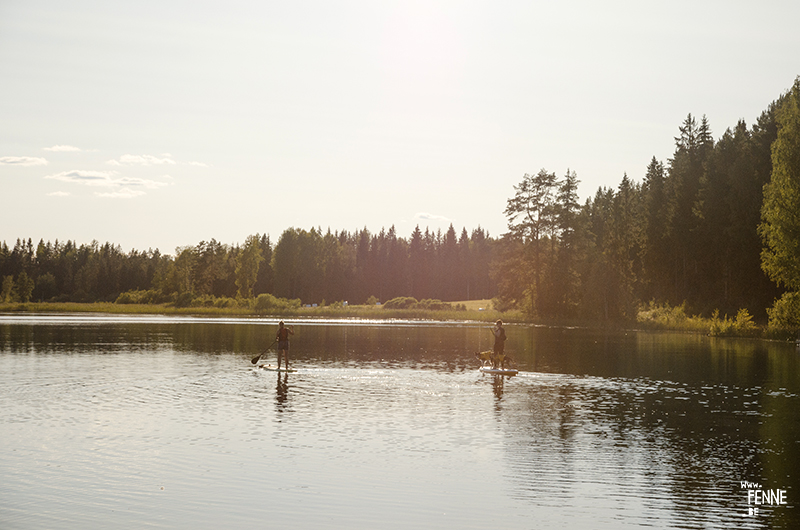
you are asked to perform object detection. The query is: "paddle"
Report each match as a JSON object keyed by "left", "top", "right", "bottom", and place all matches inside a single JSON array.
[{"left": 251, "top": 340, "right": 277, "bottom": 364}]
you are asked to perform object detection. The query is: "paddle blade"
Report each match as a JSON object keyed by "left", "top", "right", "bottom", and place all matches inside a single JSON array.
[{"left": 251, "top": 355, "right": 261, "bottom": 364}]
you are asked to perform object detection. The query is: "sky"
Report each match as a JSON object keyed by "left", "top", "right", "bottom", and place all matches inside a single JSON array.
[{"left": 2, "top": 0, "right": 799, "bottom": 255}]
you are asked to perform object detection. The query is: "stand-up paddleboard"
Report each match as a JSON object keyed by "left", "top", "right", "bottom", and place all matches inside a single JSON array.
[
  {"left": 259, "top": 364, "right": 297, "bottom": 373},
  {"left": 479, "top": 366, "right": 518, "bottom": 376}
]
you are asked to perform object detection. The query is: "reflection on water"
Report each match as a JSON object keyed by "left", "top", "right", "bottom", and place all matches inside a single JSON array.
[
  {"left": 1, "top": 315, "right": 798, "bottom": 529},
  {"left": 275, "top": 373, "right": 289, "bottom": 413}
]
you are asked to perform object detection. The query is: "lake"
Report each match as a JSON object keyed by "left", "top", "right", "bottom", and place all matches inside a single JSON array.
[{"left": 1, "top": 314, "right": 798, "bottom": 529}]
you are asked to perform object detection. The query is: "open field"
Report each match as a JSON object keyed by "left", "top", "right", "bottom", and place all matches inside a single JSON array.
[{"left": 453, "top": 299, "right": 494, "bottom": 311}]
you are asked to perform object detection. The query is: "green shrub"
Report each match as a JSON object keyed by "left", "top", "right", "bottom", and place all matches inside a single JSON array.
[
  {"left": 383, "top": 296, "right": 418, "bottom": 309},
  {"left": 115, "top": 291, "right": 137, "bottom": 304},
  {"left": 491, "top": 296, "right": 515, "bottom": 313},
  {"left": 254, "top": 293, "right": 301, "bottom": 313},
  {"left": 767, "top": 292, "right": 800, "bottom": 332},
  {"left": 709, "top": 308, "right": 759, "bottom": 337},
  {"left": 365, "top": 295, "right": 380, "bottom": 306},
  {"left": 255, "top": 293, "right": 280, "bottom": 311},
  {"left": 415, "top": 299, "right": 452, "bottom": 311},
  {"left": 381, "top": 297, "right": 463, "bottom": 311},
  {"left": 638, "top": 300, "right": 689, "bottom": 326},
  {"left": 115, "top": 289, "right": 164, "bottom": 304},
  {"left": 174, "top": 292, "right": 195, "bottom": 308},
  {"left": 213, "top": 297, "right": 238, "bottom": 308},
  {"left": 191, "top": 294, "right": 215, "bottom": 307}
]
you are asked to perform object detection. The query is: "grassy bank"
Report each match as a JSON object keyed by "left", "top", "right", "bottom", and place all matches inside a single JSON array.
[
  {"left": 0, "top": 299, "right": 522, "bottom": 323},
  {"left": 635, "top": 301, "right": 798, "bottom": 341}
]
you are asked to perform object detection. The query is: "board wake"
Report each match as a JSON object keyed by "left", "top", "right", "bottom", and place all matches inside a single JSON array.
[
  {"left": 479, "top": 366, "right": 518, "bottom": 376},
  {"left": 259, "top": 364, "right": 297, "bottom": 373}
]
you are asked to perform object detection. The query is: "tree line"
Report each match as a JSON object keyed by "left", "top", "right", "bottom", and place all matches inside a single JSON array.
[
  {"left": 0, "top": 239, "right": 164, "bottom": 304},
  {"left": 0, "top": 225, "right": 497, "bottom": 307},
  {"left": 3, "top": 78, "right": 799, "bottom": 330}
]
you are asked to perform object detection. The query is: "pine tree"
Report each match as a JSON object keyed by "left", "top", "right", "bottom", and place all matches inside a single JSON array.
[
  {"left": 667, "top": 113, "right": 712, "bottom": 307},
  {"left": 504, "top": 169, "right": 558, "bottom": 316},
  {"left": 641, "top": 157, "right": 671, "bottom": 301}
]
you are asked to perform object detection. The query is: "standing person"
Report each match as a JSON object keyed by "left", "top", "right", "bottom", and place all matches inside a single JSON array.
[
  {"left": 276, "top": 321, "right": 294, "bottom": 370},
  {"left": 492, "top": 319, "right": 507, "bottom": 368}
]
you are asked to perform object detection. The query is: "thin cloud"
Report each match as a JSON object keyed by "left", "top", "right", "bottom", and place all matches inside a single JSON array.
[
  {"left": 415, "top": 212, "right": 451, "bottom": 222},
  {"left": 95, "top": 188, "right": 146, "bottom": 199},
  {"left": 43, "top": 145, "right": 82, "bottom": 152},
  {"left": 47, "top": 191, "right": 71, "bottom": 197},
  {"left": 106, "top": 153, "right": 207, "bottom": 167},
  {"left": 45, "top": 170, "right": 119, "bottom": 186},
  {"left": 119, "top": 177, "right": 170, "bottom": 189},
  {"left": 0, "top": 156, "right": 48, "bottom": 166},
  {"left": 107, "top": 154, "right": 177, "bottom": 166},
  {"left": 44, "top": 170, "right": 171, "bottom": 198}
]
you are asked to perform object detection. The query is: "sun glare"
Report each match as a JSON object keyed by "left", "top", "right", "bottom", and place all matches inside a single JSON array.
[{"left": 380, "top": 1, "right": 465, "bottom": 86}]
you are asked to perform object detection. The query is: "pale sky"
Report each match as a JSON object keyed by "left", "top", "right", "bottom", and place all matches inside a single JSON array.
[{"left": 2, "top": 0, "right": 799, "bottom": 255}]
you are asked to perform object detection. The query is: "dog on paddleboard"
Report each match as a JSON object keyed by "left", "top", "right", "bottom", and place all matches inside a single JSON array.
[{"left": 475, "top": 350, "right": 515, "bottom": 370}]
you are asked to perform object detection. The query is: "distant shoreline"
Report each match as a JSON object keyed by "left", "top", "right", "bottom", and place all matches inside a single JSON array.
[
  {"left": 0, "top": 300, "right": 520, "bottom": 324},
  {"left": 1, "top": 300, "right": 793, "bottom": 342}
]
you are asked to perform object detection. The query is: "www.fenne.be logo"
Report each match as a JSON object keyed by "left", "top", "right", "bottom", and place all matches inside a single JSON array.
[{"left": 741, "top": 480, "right": 788, "bottom": 517}]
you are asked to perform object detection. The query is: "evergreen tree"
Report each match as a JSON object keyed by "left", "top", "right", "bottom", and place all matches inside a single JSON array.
[
  {"left": 641, "top": 157, "right": 671, "bottom": 302},
  {"left": 441, "top": 224, "right": 459, "bottom": 300},
  {"left": 580, "top": 187, "right": 615, "bottom": 320},
  {"left": 695, "top": 118, "right": 777, "bottom": 316},
  {"left": 408, "top": 226, "right": 427, "bottom": 300},
  {"left": 470, "top": 227, "right": 495, "bottom": 301},
  {"left": 550, "top": 169, "right": 583, "bottom": 317},
  {"left": 272, "top": 228, "right": 302, "bottom": 300},
  {"left": 667, "top": 113, "right": 713, "bottom": 306},
  {"left": 253, "top": 234, "right": 274, "bottom": 296},
  {"left": 194, "top": 240, "right": 229, "bottom": 296},
  {"left": 385, "top": 226, "right": 407, "bottom": 301}
]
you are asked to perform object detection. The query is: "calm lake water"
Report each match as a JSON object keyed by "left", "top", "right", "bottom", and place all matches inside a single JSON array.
[{"left": 1, "top": 314, "right": 798, "bottom": 529}]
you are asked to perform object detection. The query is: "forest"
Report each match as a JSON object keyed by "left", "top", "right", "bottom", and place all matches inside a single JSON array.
[
  {"left": 2, "top": 78, "right": 799, "bottom": 331},
  {"left": 0, "top": 226, "right": 496, "bottom": 310}
]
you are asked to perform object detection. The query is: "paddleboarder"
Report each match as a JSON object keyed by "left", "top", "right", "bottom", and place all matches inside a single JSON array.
[
  {"left": 276, "top": 321, "right": 294, "bottom": 371},
  {"left": 492, "top": 320, "right": 507, "bottom": 368}
]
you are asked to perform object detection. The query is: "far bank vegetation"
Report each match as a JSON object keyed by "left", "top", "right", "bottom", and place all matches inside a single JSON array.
[{"left": 3, "top": 78, "right": 800, "bottom": 338}]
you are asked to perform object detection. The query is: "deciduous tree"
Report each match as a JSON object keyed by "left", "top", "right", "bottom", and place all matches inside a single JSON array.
[
  {"left": 235, "top": 234, "right": 264, "bottom": 299},
  {"left": 760, "top": 78, "right": 800, "bottom": 328}
]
